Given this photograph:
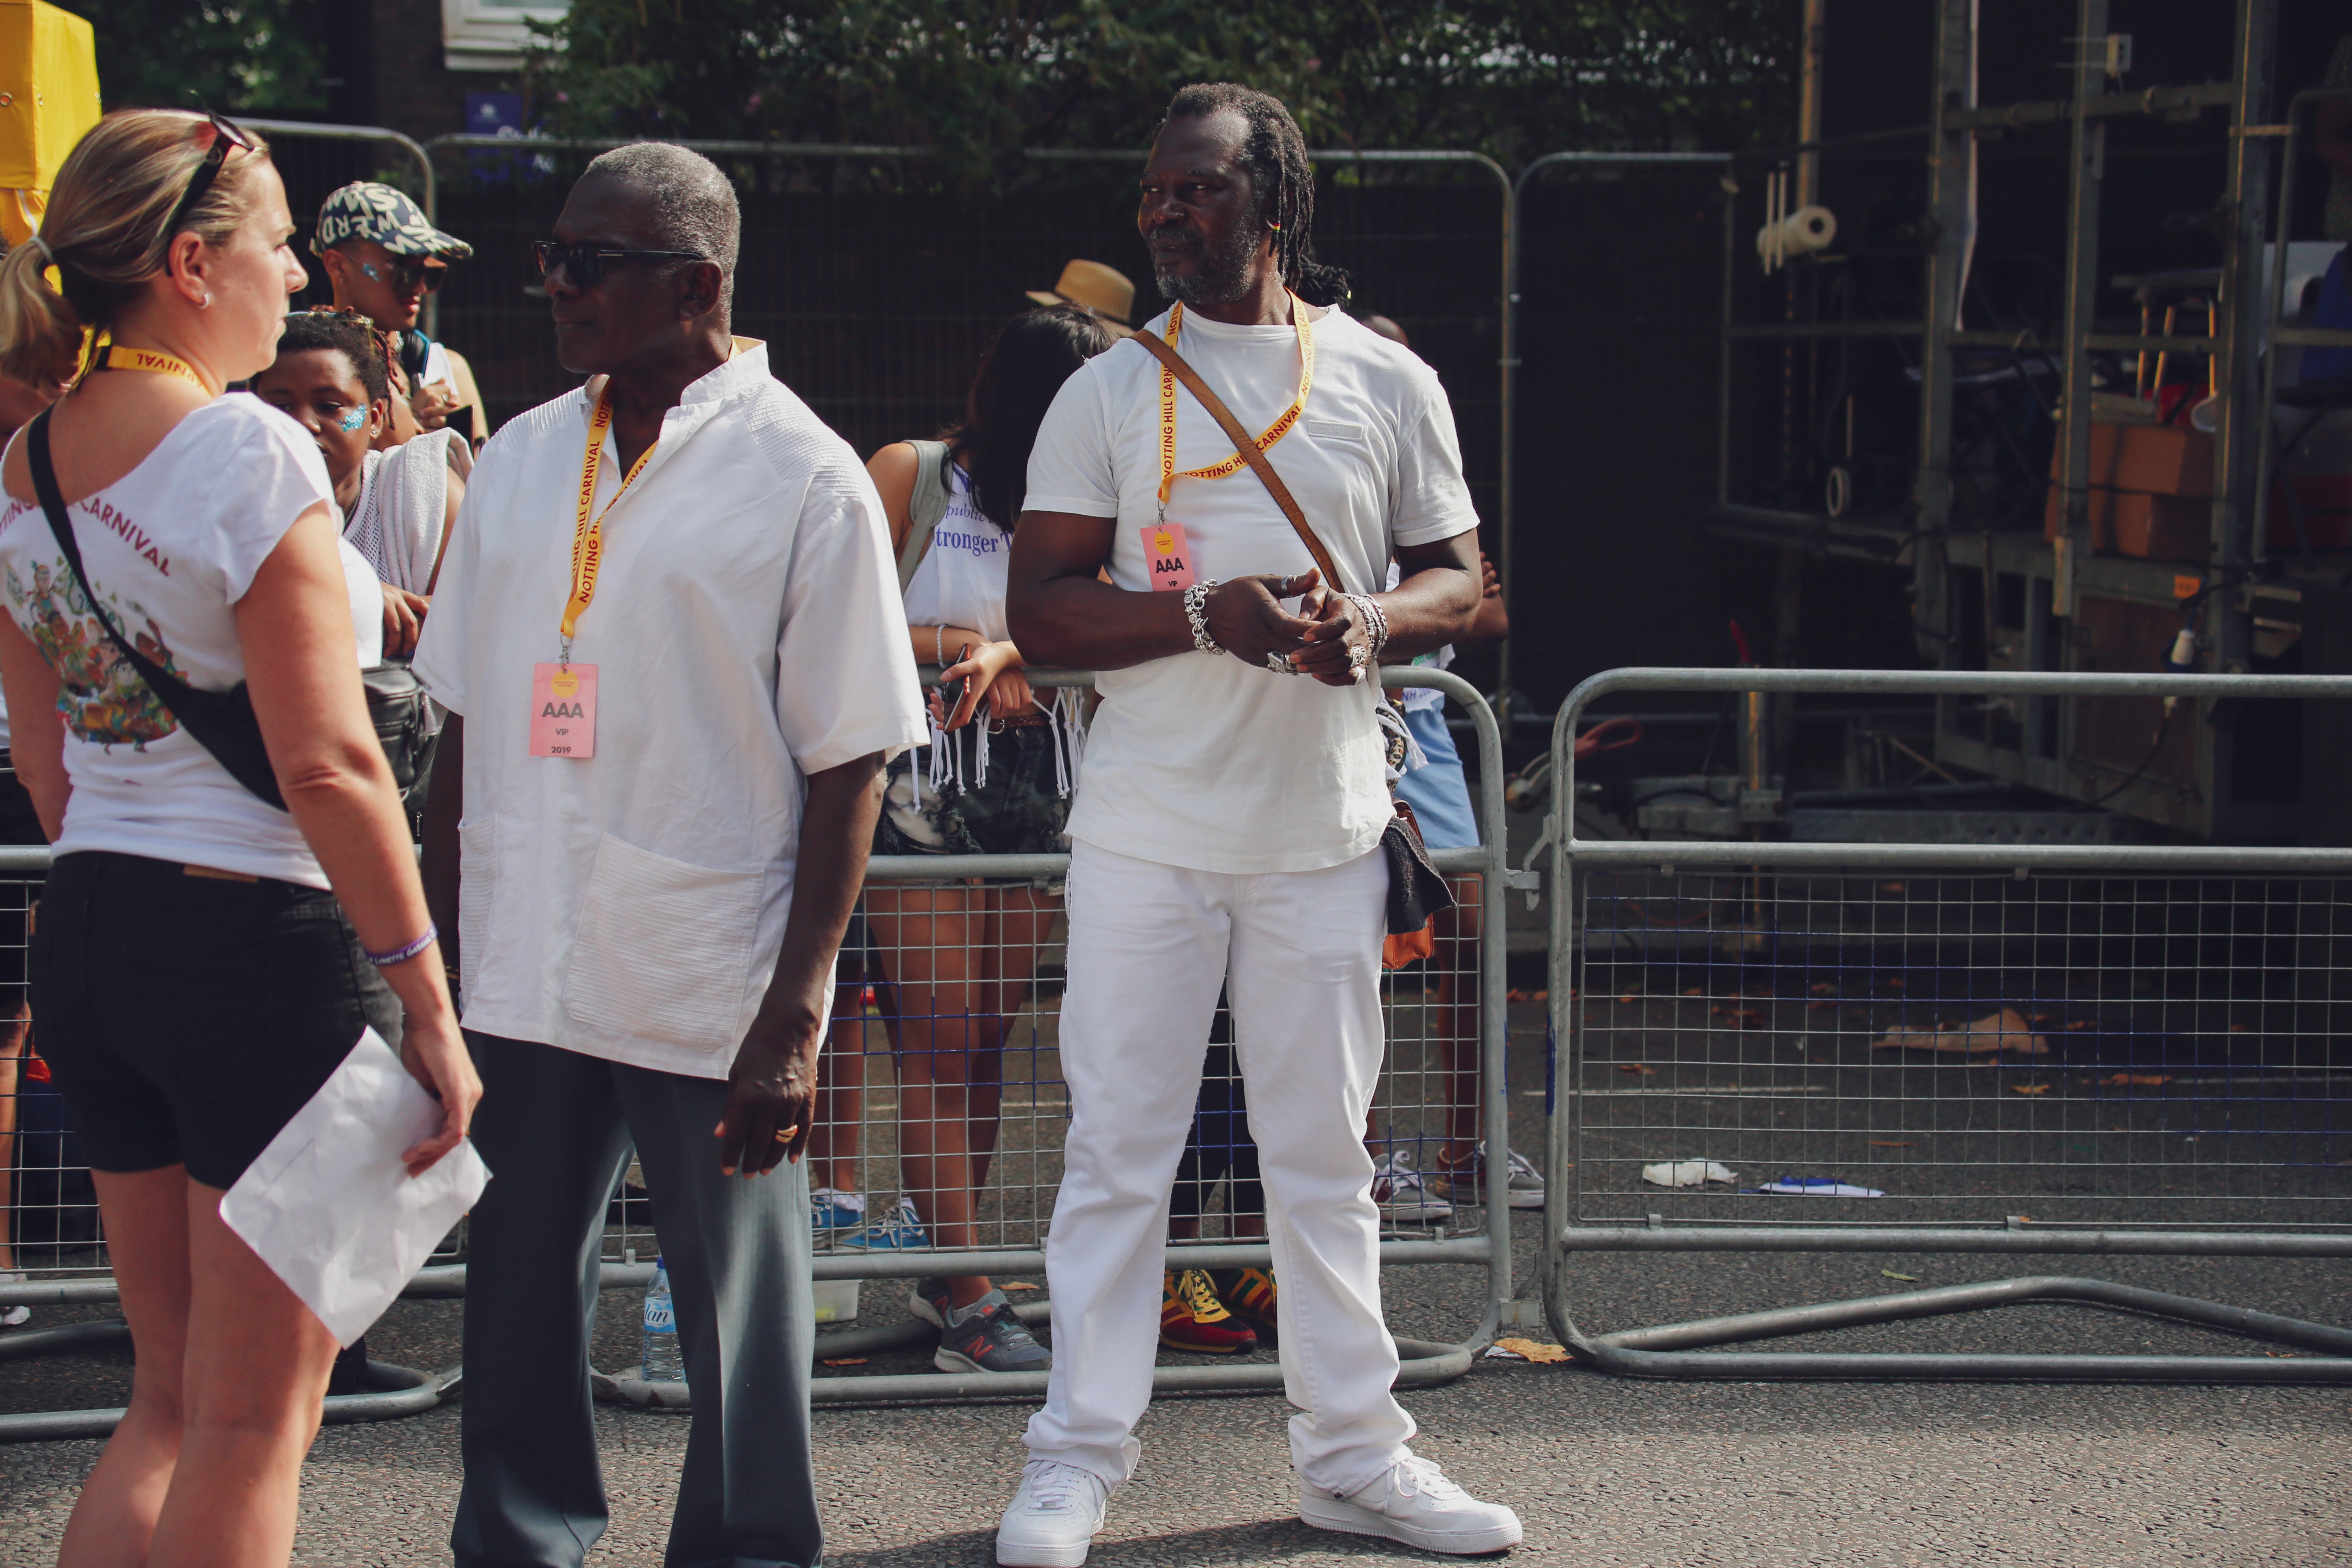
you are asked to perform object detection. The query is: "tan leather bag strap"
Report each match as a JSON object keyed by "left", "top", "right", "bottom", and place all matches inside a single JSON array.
[{"left": 1130, "top": 328, "right": 1348, "bottom": 596}]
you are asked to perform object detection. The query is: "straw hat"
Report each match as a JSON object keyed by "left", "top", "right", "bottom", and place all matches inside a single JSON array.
[{"left": 1027, "top": 259, "right": 1137, "bottom": 337}]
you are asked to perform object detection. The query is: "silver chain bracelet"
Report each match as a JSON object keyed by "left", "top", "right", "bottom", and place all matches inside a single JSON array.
[
  {"left": 1183, "top": 579, "right": 1225, "bottom": 655},
  {"left": 1343, "top": 591, "right": 1389, "bottom": 670}
]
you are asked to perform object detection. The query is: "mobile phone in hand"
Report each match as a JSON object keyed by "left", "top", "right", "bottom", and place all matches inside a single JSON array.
[{"left": 940, "top": 642, "right": 973, "bottom": 723}]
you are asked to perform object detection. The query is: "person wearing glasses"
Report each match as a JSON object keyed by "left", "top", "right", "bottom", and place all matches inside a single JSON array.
[
  {"left": 414, "top": 141, "right": 925, "bottom": 1568},
  {"left": 313, "top": 181, "right": 488, "bottom": 443},
  {"left": 0, "top": 110, "right": 478, "bottom": 1564}
]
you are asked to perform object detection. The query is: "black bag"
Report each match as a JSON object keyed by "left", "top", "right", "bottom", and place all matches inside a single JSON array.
[
  {"left": 1381, "top": 798, "right": 1455, "bottom": 936},
  {"left": 26, "top": 407, "right": 433, "bottom": 816}
]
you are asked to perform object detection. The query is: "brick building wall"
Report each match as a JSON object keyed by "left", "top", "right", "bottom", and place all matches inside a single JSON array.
[{"left": 369, "top": 0, "right": 519, "bottom": 144}]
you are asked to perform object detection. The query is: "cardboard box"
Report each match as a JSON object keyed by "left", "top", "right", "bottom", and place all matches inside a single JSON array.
[
  {"left": 2050, "top": 421, "right": 2214, "bottom": 498},
  {"left": 2043, "top": 486, "right": 2208, "bottom": 561},
  {"left": 2045, "top": 479, "right": 2349, "bottom": 557}
]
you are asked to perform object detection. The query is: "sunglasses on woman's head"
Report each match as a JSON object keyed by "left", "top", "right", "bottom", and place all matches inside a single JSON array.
[
  {"left": 531, "top": 240, "right": 706, "bottom": 288},
  {"left": 162, "top": 112, "right": 256, "bottom": 239}
]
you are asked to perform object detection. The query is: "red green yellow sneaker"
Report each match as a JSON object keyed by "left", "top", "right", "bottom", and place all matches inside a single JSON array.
[
  {"left": 1210, "top": 1266, "right": 1278, "bottom": 1341},
  {"left": 1160, "top": 1268, "right": 1257, "bottom": 1355}
]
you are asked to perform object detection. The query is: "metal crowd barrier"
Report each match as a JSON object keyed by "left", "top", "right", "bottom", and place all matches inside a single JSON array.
[
  {"left": 1543, "top": 668, "right": 2352, "bottom": 1381},
  {"left": 0, "top": 668, "right": 1519, "bottom": 1436}
]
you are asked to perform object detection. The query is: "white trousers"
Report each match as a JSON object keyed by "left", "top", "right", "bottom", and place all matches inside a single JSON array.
[{"left": 1022, "top": 839, "right": 1414, "bottom": 1499}]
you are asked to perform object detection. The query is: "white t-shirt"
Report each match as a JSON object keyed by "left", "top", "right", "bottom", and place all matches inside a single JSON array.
[
  {"left": 1025, "top": 306, "right": 1478, "bottom": 874},
  {"left": 900, "top": 460, "right": 1009, "bottom": 643},
  {"left": 0, "top": 395, "right": 381, "bottom": 887},
  {"left": 412, "top": 340, "right": 930, "bottom": 1079}
]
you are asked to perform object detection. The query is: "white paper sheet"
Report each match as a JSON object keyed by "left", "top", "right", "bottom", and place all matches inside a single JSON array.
[{"left": 219, "top": 1027, "right": 490, "bottom": 1347}]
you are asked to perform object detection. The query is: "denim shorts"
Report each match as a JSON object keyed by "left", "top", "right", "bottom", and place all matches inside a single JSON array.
[{"left": 33, "top": 851, "right": 400, "bottom": 1189}]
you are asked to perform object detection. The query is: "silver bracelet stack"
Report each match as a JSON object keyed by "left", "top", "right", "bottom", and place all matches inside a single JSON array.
[
  {"left": 1343, "top": 592, "right": 1389, "bottom": 673},
  {"left": 1183, "top": 579, "right": 1225, "bottom": 655}
]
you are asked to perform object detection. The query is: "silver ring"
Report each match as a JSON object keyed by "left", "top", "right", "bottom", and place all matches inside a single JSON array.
[{"left": 1266, "top": 652, "right": 1292, "bottom": 674}]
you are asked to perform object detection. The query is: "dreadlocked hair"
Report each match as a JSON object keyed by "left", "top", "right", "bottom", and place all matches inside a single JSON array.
[{"left": 1161, "top": 83, "right": 1351, "bottom": 308}]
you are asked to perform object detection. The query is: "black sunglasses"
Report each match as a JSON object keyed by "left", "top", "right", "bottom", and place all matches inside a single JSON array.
[
  {"left": 360, "top": 255, "right": 447, "bottom": 294},
  {"left": 162, "top": 113, "right": 257, "bottom": 239},
  {"left": 532, "top": 241, "right": 706, "bottom": 288}
]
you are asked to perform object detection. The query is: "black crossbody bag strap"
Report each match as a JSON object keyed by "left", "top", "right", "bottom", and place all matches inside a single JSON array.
[{"left": 24, "top": 408, "right": 288, "bottom": 810}]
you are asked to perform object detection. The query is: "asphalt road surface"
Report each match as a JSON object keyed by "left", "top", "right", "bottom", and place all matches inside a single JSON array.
[{"left": 5, "top": 989, "right": 2349, "bottom": 1565}]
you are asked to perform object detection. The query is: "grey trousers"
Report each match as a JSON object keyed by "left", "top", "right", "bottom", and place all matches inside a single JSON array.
[{"left": 451, "top": 1032, "right": 822, "bottom": 1568}]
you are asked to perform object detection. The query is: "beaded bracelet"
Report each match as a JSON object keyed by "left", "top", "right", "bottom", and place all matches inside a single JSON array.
[
  {"left": 365, "top": 921, "right": 438, "bottom": 968},
  {"left": 1183, "top": 579, "right": 1225, "bottom": 655}
]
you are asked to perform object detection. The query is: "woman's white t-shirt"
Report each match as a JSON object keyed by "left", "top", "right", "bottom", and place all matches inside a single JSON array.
[
  {"left": 0, "top": 394, "right": 381, "bottom": 889},
  {"left": 1024, "top": 307, "right": 1478, "bottom": 875},
  {"left": 899, "top": 460, "right": 1011, "bottom": 643}
]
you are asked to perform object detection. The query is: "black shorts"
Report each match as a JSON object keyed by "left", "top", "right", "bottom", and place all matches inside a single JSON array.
[{"left": 32, "top": 851, "right": 400, "bottom": 1190}]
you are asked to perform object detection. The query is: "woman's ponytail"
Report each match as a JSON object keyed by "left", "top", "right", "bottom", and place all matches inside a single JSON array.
[{"left": 0, "top": 238, "right": 86, "bottom": 389}]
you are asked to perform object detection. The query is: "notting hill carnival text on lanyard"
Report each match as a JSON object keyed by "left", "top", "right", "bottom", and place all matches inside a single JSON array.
[
  {"left": 1138, "top": 295, "right": 1314, "bottom": 594},
  {"left": 530, "top": 390, "right": 652, "bottom": 759}
]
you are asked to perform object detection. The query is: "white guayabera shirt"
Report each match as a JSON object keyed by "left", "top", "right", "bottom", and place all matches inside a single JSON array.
[{"left": 413, "top": 340, "right": 928, "bottom": 1078}]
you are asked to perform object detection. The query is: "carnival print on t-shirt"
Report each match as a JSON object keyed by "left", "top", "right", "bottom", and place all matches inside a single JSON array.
[{"left": 3, "top": 557, "right": 181, "bottom": 749}]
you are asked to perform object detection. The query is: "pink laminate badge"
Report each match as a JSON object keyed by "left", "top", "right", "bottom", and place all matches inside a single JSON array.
[
  {"left": 530, "top": 662, "right": 597, "bottom": 758},
  {"left": 1141, "top": 521, "right": 1197, "bottom": 592}
]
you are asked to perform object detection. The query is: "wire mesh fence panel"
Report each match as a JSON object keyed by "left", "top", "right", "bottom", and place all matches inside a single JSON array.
[
  {"left": 1, "top": 866, "right": 87, "bottom": 1282},
  {"left": 603, "top": 864, "right": 1498, "bottom": 1271},
  {"left": 1567, "top": 866, "right": 2352, "bottom": 1233}
]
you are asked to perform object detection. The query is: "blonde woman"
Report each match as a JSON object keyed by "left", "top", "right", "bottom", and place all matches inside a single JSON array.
[{"left": 0, "top": 111, "right": 476, "bottom": 1565}]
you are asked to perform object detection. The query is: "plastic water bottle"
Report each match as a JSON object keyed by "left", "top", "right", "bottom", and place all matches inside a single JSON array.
[{"left": 641, "top": 1258, "right": 683, "bottom": 1381}]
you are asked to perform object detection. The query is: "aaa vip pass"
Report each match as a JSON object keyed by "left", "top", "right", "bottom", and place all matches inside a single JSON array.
[{"left": 531, "top": 662, "right": 597, "bottom": 758}]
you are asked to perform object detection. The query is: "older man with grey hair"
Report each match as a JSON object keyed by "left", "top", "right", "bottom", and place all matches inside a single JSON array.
[{"left": 415, "top": 142, "right": 927, "bottom": 1568}]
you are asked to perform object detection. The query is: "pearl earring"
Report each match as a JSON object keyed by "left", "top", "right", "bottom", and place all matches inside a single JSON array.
[{"left": 198, "top": 292, "right": 213, "bottom": 308}]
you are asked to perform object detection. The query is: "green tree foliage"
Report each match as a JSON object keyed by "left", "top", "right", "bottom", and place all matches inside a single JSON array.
[
  {"left": 50, "top": 0, "right": 328, "bottom": 116},
  {"left": 524, "top": 0, "right": 1799, "bottom": 175}
]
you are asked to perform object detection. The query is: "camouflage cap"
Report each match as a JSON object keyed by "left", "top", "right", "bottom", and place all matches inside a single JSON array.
[{"left": 311, "top": 182, "right": 473, "bottom": 261}]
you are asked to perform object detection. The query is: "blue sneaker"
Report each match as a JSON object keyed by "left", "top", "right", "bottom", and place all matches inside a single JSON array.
[
  {"left": 811, "top": 1188, "right": 868, "bottom": 1234},
  {"left": 840, "top": 1196, "right": 929, "bottom": 1250}
]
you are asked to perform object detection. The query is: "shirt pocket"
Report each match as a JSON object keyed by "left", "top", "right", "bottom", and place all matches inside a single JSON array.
[
  {"left": 562, "top": 832, "right": 764, "bottom": 1054},
  {"left": 458, "top": 815, "right": 499, "bottom": 1005}
]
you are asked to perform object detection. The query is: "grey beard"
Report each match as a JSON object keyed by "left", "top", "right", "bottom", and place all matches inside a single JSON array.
[{"left": 1150, "top": 222, "right": 1265, "bottom": 306}]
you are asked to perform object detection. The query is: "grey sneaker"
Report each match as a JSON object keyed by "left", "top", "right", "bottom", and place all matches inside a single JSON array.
[
  {"left": 1371, "top": 1152, "right": 1454, "bottom": 1224},
  {"left": 1431, "top": 1142, "right": 1546, "bottom": 1210},
  {"left": 934, "top": 1288, "right": 1052, "bottom": 1374}
]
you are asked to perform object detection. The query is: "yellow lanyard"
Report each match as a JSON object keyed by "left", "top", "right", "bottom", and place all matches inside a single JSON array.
[
  {"left": 87, "top": 343, "right": 211, "bottom": 394},
  {"left": 562, "top": 391, "right": 655, "bottom": 663},
  {"left": 1155, "top": 293, "right": 1314, "bottom": 521}
]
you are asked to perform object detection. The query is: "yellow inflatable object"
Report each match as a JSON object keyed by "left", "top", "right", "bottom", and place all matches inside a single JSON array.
[{"left": 0, "top": 0, "right": 102, "bottom": 248}]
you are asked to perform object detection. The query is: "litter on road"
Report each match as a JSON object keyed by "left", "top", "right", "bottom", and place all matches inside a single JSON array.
[
  {"left": 1752, "top": 1177, "right": 1886, "bottom": 1198},
  {"left": 1872, "top": 1006, "right": 2049, "bottom": 1056},
  {"left": 1642, "top": 1160, "right": 1739, "bottom": 1187}
]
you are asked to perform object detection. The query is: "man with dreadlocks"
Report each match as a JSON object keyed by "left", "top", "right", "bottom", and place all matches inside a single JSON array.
[{"left": 997, "top": 83, "right": 1522, "bottom": 1564}]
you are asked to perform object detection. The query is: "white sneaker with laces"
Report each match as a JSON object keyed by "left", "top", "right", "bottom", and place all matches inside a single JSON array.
[
  {"left": 1300, "top": 1451, "right": 1522, "bottom": 1555},
  {"left": 996, "top": 1459, "right": 1112, "bottom": 1567}
]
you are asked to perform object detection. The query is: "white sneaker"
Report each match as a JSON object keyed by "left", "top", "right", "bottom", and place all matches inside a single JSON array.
[
  {"left": 1301, "top": 1451, "right": 1523, "bottom": 1555},
  {"left": 996, "top": 1459, "right": 1111, "bottom": 1567},
  {"left": 0, "top": 1271, "right": 25, "bottom": 1329},
  {"left": 1371, "top": 1152, "right": 1455, "bottom": 1224}
]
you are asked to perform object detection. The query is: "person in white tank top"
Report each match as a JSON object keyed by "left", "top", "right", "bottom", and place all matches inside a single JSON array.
[{"left": 827, "top": 304, "right": 1113, "bottom": 1375}]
